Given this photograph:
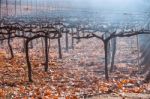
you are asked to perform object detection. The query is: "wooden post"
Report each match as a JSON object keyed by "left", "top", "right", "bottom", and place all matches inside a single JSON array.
[
  {"left": 20, "top": 0, "right": 22, "bottom": 16},
  {"left": 8, "top": 32, "right": 14, "bottom": 59},
  {"left": 71, "top": 28, "right": 74, "bottom": 49},
  {"left": 0, "top": 0, "right": 1, "bottom": 18},
  {"left": 58, "top": 38, "right": 62, "bottom": 59},
  {"left": 104, "top": 40, "right": 109, "bottom": 81},
  {"left": 65, "top": 32, "right": 69, "bottom": 51},
  {"left": 25, "top": 40, "right": 33, "bottom": 82},
  {"left": 110, "top": 38, "right": 117, "bottom": 72},
  {"left": 6, "top": 0, "right": 8, "bottom": 16},
  {"left": 137, "top": 35, "right": 140, "bottom": 67},
  {"left": 44, "top": 34, "right": 49, "bottom": 72},
  {"left": 15, "top": 0, "right": 17, "bottom": 16}
]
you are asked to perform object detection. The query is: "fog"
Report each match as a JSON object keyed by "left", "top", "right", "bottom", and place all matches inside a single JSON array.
[
  {"left": 28, "top": 0, "right": 149, "bottom": 12},
  {"left": 68, "top": 0, "right": 149, "bottom": 11},
  {"left": 1, "top": 0, "right": 150, "bottom": 24}
]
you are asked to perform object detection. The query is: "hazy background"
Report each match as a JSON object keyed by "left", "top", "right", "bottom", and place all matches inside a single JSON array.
[{"left": 67, "top": 0, "right": 150, "bottom": 12}]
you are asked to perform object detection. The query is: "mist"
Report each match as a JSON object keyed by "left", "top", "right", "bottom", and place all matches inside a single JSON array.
[{"left": 68, "top": 0, "right": 149, "bottom": 12}]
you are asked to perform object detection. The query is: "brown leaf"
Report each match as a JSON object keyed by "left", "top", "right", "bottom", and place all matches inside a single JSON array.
[{"left": 0, "top": 89, "right": 5, "bottom": 97}]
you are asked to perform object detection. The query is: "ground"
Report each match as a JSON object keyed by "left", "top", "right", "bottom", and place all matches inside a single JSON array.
[{"left": 0, "top": 37, "right": 150, "bottom": 99}]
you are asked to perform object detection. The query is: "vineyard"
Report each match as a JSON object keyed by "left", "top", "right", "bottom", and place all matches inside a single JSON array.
[{"left": 0, "top": 0, "right": 150, "bottom": 99}]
